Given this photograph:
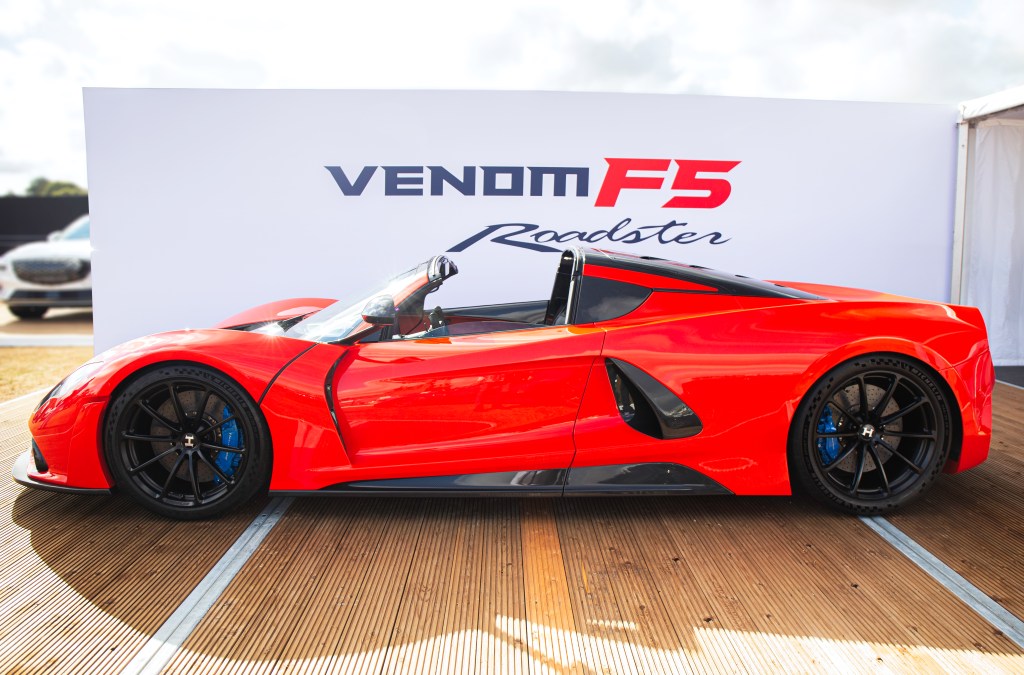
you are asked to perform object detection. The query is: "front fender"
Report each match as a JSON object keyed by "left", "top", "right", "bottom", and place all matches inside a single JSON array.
[
  {"left": 86, "top": 330, "right": 313, "bottom": 402},
  {"left": 28, "top": 330, "right": 314, "bottom": 491}
]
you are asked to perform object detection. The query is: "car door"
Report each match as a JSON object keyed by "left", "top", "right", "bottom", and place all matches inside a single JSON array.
[{"left": 330, "top": 325, "right": 605, "bottom": 479}]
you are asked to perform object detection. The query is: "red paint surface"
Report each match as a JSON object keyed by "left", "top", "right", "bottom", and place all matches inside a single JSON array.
[{"left": 25, "top": 252, "right": 993, "bottom": 497}]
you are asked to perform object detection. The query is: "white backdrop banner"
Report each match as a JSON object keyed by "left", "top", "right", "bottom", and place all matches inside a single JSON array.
[{"left": 83, "top": 89, "right": 958, "bottom": 351}]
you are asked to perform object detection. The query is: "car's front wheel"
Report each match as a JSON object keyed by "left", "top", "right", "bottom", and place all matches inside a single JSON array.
[
  {"left": 10, "top": 306, "right": 46, "bottom": 320},
  {"left": 789, "top": 354, "right": 954, "bottom": 514},
  {"left": 104, "top": 364, "right": 271, "bottom": 519}
]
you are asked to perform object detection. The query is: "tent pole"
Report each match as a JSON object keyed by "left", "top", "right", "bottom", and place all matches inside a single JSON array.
[{"left": 950, "top": 120, "right": 971, "bottom": 304}]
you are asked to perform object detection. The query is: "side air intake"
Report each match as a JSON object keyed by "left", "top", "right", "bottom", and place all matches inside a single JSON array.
[{"left": 605, "top": 358, "right": 702, "bottom": 440}]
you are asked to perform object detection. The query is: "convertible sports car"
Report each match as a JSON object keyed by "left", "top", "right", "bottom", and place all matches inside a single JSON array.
[{"left": 14, "top": 248, "right": 993, "bottom": 519}]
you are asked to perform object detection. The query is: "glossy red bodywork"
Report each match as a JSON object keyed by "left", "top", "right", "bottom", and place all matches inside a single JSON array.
[{"left": 25, "top": 253, "right": 993, "bottom": 497}]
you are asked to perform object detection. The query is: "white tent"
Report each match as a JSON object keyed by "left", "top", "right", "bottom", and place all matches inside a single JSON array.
[{"left": 952, "top": 85, "right": 1024, "bottom": 365}]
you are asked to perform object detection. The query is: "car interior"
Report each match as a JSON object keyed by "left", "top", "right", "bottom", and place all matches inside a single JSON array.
[{"left": 397, "top": 250, "right": 580, "bottom": 339}]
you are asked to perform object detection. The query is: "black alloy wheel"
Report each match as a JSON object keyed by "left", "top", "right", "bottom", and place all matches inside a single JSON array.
[
  {"left": 104, "top": 364, "right": 271, "bottom": 519},
  {"left": 790, "top": 354, "right": 953, "bottom": 514}
]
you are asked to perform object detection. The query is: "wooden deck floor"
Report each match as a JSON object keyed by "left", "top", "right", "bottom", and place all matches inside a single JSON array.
[
  {"left": 1, "top": 385, "right": 1022, "bottom": 673},
  {"left": 887, "top": 383, "right": 1024, "bottom": 621},
  {"left": 0, "top": 396, "right": 266, "bottom": 673}
]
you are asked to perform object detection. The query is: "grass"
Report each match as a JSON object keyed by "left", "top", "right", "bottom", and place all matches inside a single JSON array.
[{"left": 0, "top": 347, "right": 95, "bottom": 403}]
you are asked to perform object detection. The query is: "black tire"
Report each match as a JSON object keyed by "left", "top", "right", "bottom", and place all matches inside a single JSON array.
[
  {"left": 10, "top": 306, "right": 46, "bottom": 320},
  {"left": 104, "top": 364, "right": 271, "bottom": 519},
  {"left": 789, "top": 354, "right": 953, "bottom": 514}
]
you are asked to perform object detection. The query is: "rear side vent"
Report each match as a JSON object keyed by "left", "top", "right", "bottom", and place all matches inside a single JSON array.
[{"left": 605, "top": 358, "right": 702, "bottom": 440}]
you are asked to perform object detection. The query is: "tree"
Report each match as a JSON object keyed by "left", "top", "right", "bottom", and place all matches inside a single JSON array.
[{"left": 26, "top": 177, "right": 87, "bottom": 197}]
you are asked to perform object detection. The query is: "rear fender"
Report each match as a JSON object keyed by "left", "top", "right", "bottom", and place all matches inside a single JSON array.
[
  {"left": 791, "top": 338, "right": 955, "bottom": 416},
  {"left": 790, "top": 339, "right": 990, "bottom": 472}
]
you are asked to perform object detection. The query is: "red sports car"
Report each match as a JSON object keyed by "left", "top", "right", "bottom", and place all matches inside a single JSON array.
[{"left": 14, "top": 248, "right": 993, "bottom": 519}]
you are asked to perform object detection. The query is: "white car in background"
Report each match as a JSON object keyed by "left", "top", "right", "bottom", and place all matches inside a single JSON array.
[{"left": 0, "top": 215, "right": 91, "bottom": 320}]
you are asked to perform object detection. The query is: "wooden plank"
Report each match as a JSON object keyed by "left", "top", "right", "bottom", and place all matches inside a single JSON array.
[
  {"left": 432, "top": 499, "right": 527, "bottom": 675},
  {"left": 380, "top": 500, "right": 459, "bottom": 675},
  {"left": 520, "top": 500, "right": 583, "bottom": 672}
]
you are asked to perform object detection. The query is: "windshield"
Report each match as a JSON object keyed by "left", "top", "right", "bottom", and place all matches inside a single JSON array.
[
  {"left": 283, "top": 261, "right": 431, "bottom": 343},
  {"left": 60, "top": 216, "right": 90, "bottom": 241}
]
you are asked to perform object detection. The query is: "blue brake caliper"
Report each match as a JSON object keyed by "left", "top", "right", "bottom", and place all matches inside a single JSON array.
[
  {"left": 816, "top": 405, "right": 840, "bottom": 464},
  {"left": 212, "top": 405, "right": 242, "bottom": 483}
]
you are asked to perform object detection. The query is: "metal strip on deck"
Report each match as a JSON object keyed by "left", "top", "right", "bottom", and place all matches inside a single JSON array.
[
  {"left": 861, "top": 515, "right": 1024, "bottom": 649},
  {"left": 884, "top": 382, "right": 1024, "bottom": 622},
  {"left": 123, "top": 496, "right": 293, "bottom": 675}
]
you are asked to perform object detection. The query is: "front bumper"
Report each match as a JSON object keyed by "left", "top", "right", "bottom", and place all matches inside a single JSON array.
[
  {"left": 4, "top": 289, "right": 92, "bottom": 308},
  {"left": 12, "top": 451, "right": 111, "bottom": 495}
]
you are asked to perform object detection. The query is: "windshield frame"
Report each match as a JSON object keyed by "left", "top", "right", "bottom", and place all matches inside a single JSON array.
[{"left": 283, "top": 256, "right": 455, "bottom": 344}]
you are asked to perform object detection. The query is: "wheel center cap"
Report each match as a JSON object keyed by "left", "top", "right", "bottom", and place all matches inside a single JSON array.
[
  {"left": 183, "top": 433, "right": 197, "bottom": 449},
  {"left": 858, "top": 424, "right": 876, "bottom": 440}
]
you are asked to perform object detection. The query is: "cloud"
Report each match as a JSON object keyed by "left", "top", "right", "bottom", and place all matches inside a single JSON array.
[
  {"left": 0, "top": 153, "right": 32, "bottom": 175},
  {"left": 555, "top": 33, "right": 676, "bottom": 91},
  {"left": 142, "top": 46, "right": 266, "bottom": 89},
  {"left": 0, "top": 0, "right": 1022, "bottom": 193}
]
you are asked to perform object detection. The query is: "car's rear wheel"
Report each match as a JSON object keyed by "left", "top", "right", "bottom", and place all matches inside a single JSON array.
[
  {"left": 789, "top": 354, "right": 953, "bottom": 514},
  {"left": 10, "top": 306, "right": 46, "bottom": 320},
  {"left": 104, "top": 364, "right": 271, "bottom": 519}
]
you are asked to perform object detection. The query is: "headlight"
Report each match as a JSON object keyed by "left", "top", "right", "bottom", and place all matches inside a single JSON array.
[{"left": 39, "top": 361, "right": 105, "bottom": 406}]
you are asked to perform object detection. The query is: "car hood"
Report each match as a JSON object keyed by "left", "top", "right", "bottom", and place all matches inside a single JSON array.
[
  {"left": 2, "top": 239, "right": 91, "bottom": 261},
  {"left": 214, "top": 298, "right": 336, "bottom": 329}
]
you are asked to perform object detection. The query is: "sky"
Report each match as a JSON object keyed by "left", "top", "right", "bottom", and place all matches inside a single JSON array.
[{"left": 0, "top": 0, "right": 1022, "bottom": 195}]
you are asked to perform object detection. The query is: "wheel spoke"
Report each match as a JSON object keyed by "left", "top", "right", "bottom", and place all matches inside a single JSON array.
[
  {"left": 201, "top": 441, "right": 246, "bottom": 455},
  {"left": 877, "top": 438, "right": 924, "bottom": 474},
  {"left": 196, "top": 387, "right": 213, "bottom": 421},
  {"left": 817, "top": 432, "right": 858, "bottom": 439},
  {"left": 122, "top": 432, "right": 175, "bottom": 443},
  {"left": 158, "top": 451, "right": 187, "bottom": 499},
  {"left": 829, "top": 401, "right": 859, "bottom": 424},
  {"left": 197, "top": 452, "right": 235, "bottom": 485},
  {"left": 882, "top": 430, "right": 936, "bottom": 440},
  {"left": 168, "top": 383, "right": 187, "bottom": 426},
  {"left": 866, "top": 443, "right": 890, "bottom": 496},
  {"left": 849, "top": 447, "right": 867, "bottom": 494},
  {"left": 874, "top": 375, "right": 900, "bottom": 416},
  {"left": 856, "top": 375, "right": 869, "bottom": 416},
  {"left": 823, "top": 441, "right": 859, "bottom": 471},
  {"left": 881, "top": 398, "right": 926, "bottom": 425},
  {"left": 198, "top": 416, "right": 237, "bottom": 437},
  {"left": 128, "top": 446, "right": 179, "bottom": 475},
  {"left": 138, "top": 401, "right": 180, "bottom": 432},
  {"left": 188, "top": 454, "right": 203, "bottom": 504}
]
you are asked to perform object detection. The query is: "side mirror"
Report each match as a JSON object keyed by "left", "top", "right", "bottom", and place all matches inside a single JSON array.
[
  {"left": 361, "top": 295, "right": 396, "bottom": 325},
  {"left": 47, "top": 231, "right": 61, "bottom": 242}
]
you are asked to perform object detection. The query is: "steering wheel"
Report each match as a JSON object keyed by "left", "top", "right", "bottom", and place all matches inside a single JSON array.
[{"left": 428, "top": 305, "right": 447, "bottom": 330}]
